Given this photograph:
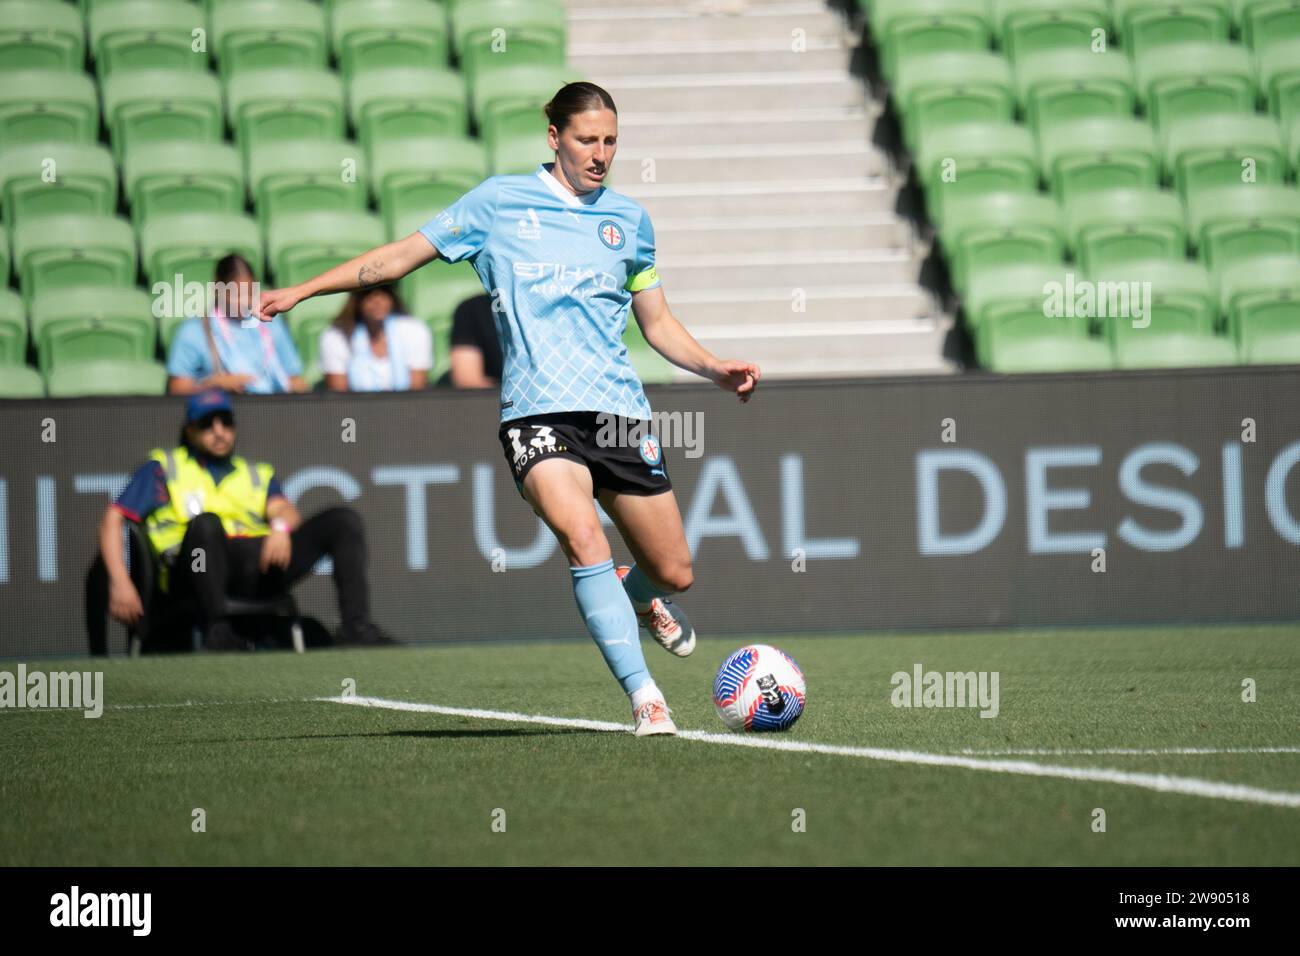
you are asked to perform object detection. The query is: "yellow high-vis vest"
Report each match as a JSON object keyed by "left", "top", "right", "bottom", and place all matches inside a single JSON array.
[{"left": 144, "top": 446, "right": 274, "bottom": 588}]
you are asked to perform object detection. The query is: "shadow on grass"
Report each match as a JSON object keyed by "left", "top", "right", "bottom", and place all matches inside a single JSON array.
[{"left": 185, "top": 727, "right": 622, "bottom": 744}]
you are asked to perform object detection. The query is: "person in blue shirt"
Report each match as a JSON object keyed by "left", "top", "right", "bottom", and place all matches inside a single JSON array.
[
  {"left": 256, "top": 82, "right": 761, "bottom": 736},
  {"left": 167, "top": 254, "right": 309, "bottom": 395}
]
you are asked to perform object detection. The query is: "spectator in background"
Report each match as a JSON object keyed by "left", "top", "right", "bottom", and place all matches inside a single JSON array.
[
  {"left": 167, "top": 254, "right": 309, "bottom": 395},
  {"left": 438, "top": 293, "right": 503, "bottom": 388},
  {"left": 321, "top": 285, "right": 432, "bottom": 392},
  {"left": 96, "top": 388, "right": 395, "bottom": 650}
]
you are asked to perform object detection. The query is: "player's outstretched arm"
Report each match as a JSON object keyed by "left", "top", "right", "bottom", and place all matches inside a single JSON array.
[
  {"left": 630, "top": 285, "right": 761, "bottom": 403},
  {"left": 255, "top": 232, "right": 441, "bottom": 322}
]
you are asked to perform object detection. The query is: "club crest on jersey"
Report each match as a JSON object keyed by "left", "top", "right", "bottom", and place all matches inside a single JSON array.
[
  {"left": 639, "top": 434, "right": 662, "bottom": 466},
  {"left": 597, "top": 220, "right": 625, "bottom": 250}
]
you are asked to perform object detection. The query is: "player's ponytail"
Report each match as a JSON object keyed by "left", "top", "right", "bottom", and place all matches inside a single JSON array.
[{"left": 544, "top": 82, "right": 617, "bottom": 133}]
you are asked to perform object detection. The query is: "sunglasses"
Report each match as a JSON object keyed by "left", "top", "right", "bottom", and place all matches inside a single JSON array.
[{"left": 195, "top": 411, "right": 235, "bottom": 430}]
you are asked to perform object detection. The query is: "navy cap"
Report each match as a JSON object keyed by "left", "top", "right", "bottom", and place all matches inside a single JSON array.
[{"left": 185, "top": 388, "right": 234, "bottom": 424}]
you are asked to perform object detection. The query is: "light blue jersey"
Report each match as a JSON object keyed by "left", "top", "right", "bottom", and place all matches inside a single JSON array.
[{"left": 418, "top": 162, "right": 661, "bottom": 423}]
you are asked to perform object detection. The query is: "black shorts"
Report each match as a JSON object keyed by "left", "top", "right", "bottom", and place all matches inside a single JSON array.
[{"left": 498, "top": 412, "right": 672, "bottom": 500}]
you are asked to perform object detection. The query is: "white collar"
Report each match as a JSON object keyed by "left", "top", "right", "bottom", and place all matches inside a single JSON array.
[{"left": 537, "top": 163, "right": 602, "bottom": 206}]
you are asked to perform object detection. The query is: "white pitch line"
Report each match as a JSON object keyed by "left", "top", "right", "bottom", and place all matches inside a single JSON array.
[
  {"left": 957, "top": 747, "right": 1300, "bottom": 756},
  {"left": 320, "top": 696, "right": 1300, "bottom": 810},
  {"left": 109, "top": 698, "right": 308, "bottom": 710}
]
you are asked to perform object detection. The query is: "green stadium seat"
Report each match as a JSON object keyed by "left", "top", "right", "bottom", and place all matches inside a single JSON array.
[
  {"left": 1065, "top": 187, "right": 1186, "bottom": 275},
  {"left": 289, "top": 307, "right": 339, "bottom": 372},
  {"left": 1217, "top": 254, "right": 1300, "bottom": 362},
  {"left": 140, "top": 212, "right": 262, "bottom": 290},
  {"left": 372, "top": 137, "right": 488, "bottom": 238},
  {"left": 1114, "top": 0, "right": 1232, "bottom": 59},
  {"left": 1134, "top": 42, "right": 1255, "bottom": 129},
  {"left": 30, "top": 286, "right": 158, "bottom": 375},
  {"left": 1235, "top": 0, "right": 1300, "bottom": 52},
  {"left": 490, "top": 134, "right": 551, "bottom": 175},
  {"left": 866, "top": 0, "right": 994, "bottom": 83},
  {"left": 226, "top": 68, "right": 347, "bottom": 161},
  {"left": 0, "top": 70, "right": 99, "bottom": 145},
  {"left": 348, "top": 68, "right": 471, "bottom": 161},
  {"left": 472, "top": 63, "right": 576, "bottom": 152},
  {"left": 1290, "top": 115, "right": 1300, "bottom": 175},
  {"left": 102, "top": 69, "right": 224, "bottom": 164},
  {"left": 1187, "top": 184, "right": 1300, "bottom": 274},
  {"left": 0, "top": 364, "right": 45, "bottom": 398},
  {"left": 1259, "top": 38, "right": 1300, "bottom": 136},
  {"left": 89, "top": 0, "right": 208, "bottom": 80},
  {"left": 1163, "top": 114, "right": 1286, "bottom": 200},
  {"left": 13, "top": 214, "right": 138, "bottom": 308},
  {"left": 401, "top": 260, "right": 487, "bottom": 343},
  {"left": 386, "top": 206, "right": 485, "bottom": 336},
  {"left": 917, "top": 121, "right": 1039, "bottom": 226},
  {"left": 211, "top": 0, "right": 328, "bottom": 82},
  {"left": 267, "top": 210, "right": 385, "bottom": 287},
  {"left": 1091, "top": 258, "right": 1217, "bottom": 342},
  {"left": 1039, "top": 117, "right": 1160, "bottom": 202},
  {"left": 0, "top": 143, "right": 118, "bottom": 238},
  {"left": 452, "top": 0, "right": 567, "bottom": 85},
  {"left": 275, "top": 293, "right": 347, "bottom": 351},
  {"left": 0, "top": 288, "right": 27, "bottom": 366},
  {"left": 1110, "top": 330, "right": 1238, "bottom": 368},
  {"left": 894, "top": 52, "right": 1015, "bottom": 154},
  {"left": 940, "top": 191, "right": 1065, "bottom": 295},
  {"left": 0, "top": 229, "right": 9, "bottom": 285},
  {"left": 300, "top": 358, "right": 323, "bottom": 390},
  {"left": 391, "top": 208, "right": 453, "bottom": 243},
  {"left": 123, "top": 141, "right": 245, "bottom": 227},
  {"left": 46, "top": 358, "right": 168, "bottom": 397},
  {"left": 246, "top": 139, "right": 369, "bottom": 222},
  {"left": 965, "top": 265, "right": 1114, "bottom": 371},
  {"left": 332, "top": 0, "right": 450, "bottom": 83},
  {"left": 0, "top": 1, "right": 86, "bottom": 72},
  {"left": 963, "top": 262, "right": 1057, "bottom": 329},
  {"left": 1014, "top": 48, "right": 1135, "bottom": 133},
  {"left": 992, "top": 0, "right": 1111, "bottom": 61}
]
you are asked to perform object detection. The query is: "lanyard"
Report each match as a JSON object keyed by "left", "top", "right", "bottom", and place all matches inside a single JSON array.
[
  {"left": 348, "top": 315, "right": 407, "bottom": 391},
  {"left": 210, "top": 308, "right": 288, "bottom": 392}
]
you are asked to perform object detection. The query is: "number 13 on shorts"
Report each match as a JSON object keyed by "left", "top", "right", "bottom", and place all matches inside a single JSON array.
[{"left": 507, "top": 425, "right": 557, "bottom": 467}]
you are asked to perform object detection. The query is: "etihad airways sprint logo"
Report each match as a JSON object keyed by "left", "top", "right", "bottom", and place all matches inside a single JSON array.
[{"left": 50, "top": 887, "right": 151, "bottom": 936}]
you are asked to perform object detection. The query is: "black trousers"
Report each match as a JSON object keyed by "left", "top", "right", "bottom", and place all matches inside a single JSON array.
[
  {"left": 170, "top": 507, "right": 371, "bottom": 631},
  {"left": 87, "top": 507, "right": 371, "bottom": 652}
]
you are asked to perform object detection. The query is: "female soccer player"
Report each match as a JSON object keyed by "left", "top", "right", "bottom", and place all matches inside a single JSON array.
[{"left": 257, "top": 82, "right": 761, "bottom": 736}]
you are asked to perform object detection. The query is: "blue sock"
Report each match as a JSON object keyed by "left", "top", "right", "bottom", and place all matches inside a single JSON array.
[
  {"left": 570, "top": 559, "right": 652, "bottom": 696},
  {"left": 621, "top": 563, "right": 673, "bottom": 611}
]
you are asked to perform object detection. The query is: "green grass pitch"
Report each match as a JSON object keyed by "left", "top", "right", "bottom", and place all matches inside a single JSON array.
[{"left": 2, "top": 625, "right": 1298, "bottom": 866}]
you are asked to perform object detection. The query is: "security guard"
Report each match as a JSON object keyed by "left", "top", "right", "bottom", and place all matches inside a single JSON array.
[{"left": 97, "top": 389, "right": 393, "bottom": 650}]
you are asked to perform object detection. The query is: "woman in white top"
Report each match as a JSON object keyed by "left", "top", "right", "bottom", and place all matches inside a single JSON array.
[{"left": 320, "top": 285, "right": 433, "bottom": 392}]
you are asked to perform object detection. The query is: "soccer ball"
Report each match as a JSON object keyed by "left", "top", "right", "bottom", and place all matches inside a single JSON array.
[{"left": 712, "top": 644, "right": 806, "bottom": 732}]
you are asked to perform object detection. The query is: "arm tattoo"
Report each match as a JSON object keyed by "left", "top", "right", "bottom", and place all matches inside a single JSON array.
[{"left": 358, "top": 260, "right": 385, "bottom": 288}]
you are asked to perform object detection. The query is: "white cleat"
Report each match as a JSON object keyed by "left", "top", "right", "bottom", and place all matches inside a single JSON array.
[
  {"left": 632, "top": 697, "right": 677, "bottom": 737},
  {"left": 616, "top": 566, "right": 697, "bottom": 658}
]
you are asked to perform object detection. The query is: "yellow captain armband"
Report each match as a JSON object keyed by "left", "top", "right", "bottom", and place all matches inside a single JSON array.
[{"left": 625, "top": 265, "right": 660, "bottom": 293}]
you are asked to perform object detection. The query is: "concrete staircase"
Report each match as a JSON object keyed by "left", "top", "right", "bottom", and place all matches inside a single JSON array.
[{"left": 565, "top": 0, "right": 955, "bottom": 378}]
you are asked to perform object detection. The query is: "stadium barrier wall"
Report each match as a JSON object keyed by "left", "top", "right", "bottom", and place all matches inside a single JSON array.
[{"left": 2, "top": 367, "right": 1300, "bottom": 656}]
